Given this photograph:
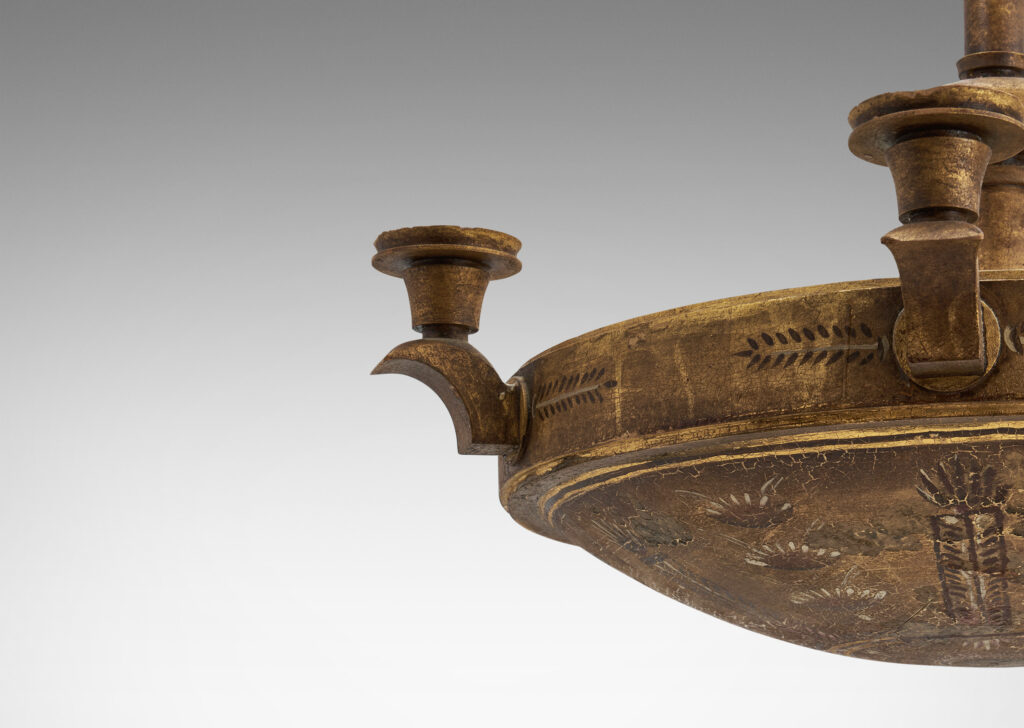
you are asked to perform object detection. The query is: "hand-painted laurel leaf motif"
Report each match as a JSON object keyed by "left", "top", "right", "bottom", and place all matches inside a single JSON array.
[
  {"left": 534, "top": 367, "right": 618, "bottom": 421},
  {"left": 733, "top": 323, "right": 888, "bottom": 371}
]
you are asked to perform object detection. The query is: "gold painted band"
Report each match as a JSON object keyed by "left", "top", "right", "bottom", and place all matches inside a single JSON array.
[{"left": 498, "top": 405, "right": 1024, "bottom": 521}]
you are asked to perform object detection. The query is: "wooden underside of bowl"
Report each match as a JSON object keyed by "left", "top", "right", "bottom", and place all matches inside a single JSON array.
[{"left": 500, "top": 275, "right": 1024, "bottom": 665}]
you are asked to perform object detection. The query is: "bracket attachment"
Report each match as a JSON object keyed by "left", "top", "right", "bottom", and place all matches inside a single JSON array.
[
  {"left": 371, "top": 226, "right": 527, "bottom": 455},
  {"left": 849, "top": 85, "right": 1024, "bottom": 388}
]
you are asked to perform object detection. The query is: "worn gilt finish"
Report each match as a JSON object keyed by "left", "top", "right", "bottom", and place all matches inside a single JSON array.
[{"left": 372, "top": 1, "right": 1024, "bottom": 666}]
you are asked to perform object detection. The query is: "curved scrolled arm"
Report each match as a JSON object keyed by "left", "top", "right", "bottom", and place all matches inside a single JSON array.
[{"left": 371, "top": 225, "right": 527, "bottom": 456}]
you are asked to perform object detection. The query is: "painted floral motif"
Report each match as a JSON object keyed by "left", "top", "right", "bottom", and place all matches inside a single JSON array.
[
  {"left": 703, "top": 476, "right": 793, "bottom": 528},
  {"left": 791, "top": 586, "right": 888, "bottom": 621},
  {"left": 745, "top": 542, "right": 841, "bottom": 570},
  {"left": 588, "top": 514, "right": 692, "bottom": 566}
]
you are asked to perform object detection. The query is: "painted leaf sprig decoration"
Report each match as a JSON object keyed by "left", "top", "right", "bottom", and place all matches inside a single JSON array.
[{"left": 733, "top": 323, "right": 889, "bottom": 370}]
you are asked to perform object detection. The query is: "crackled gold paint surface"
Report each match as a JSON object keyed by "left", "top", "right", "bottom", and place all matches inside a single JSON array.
[{"left": 545, "top": 442, "right": 1024, "bottom": 666}]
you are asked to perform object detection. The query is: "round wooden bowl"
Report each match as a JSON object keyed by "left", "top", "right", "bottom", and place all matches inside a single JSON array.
[{"left": 500, "top": 273, "right": 1024, "bottom": 666}]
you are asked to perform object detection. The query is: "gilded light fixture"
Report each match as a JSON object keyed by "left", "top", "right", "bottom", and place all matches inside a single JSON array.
[{"left": 372, "top": 1, "right": 1024, "bottom": 666}]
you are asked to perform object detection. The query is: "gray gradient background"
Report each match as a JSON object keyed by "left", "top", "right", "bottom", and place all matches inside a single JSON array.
[{"left": 2, "top": 0, "right": 1021, "bottom": 725}]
